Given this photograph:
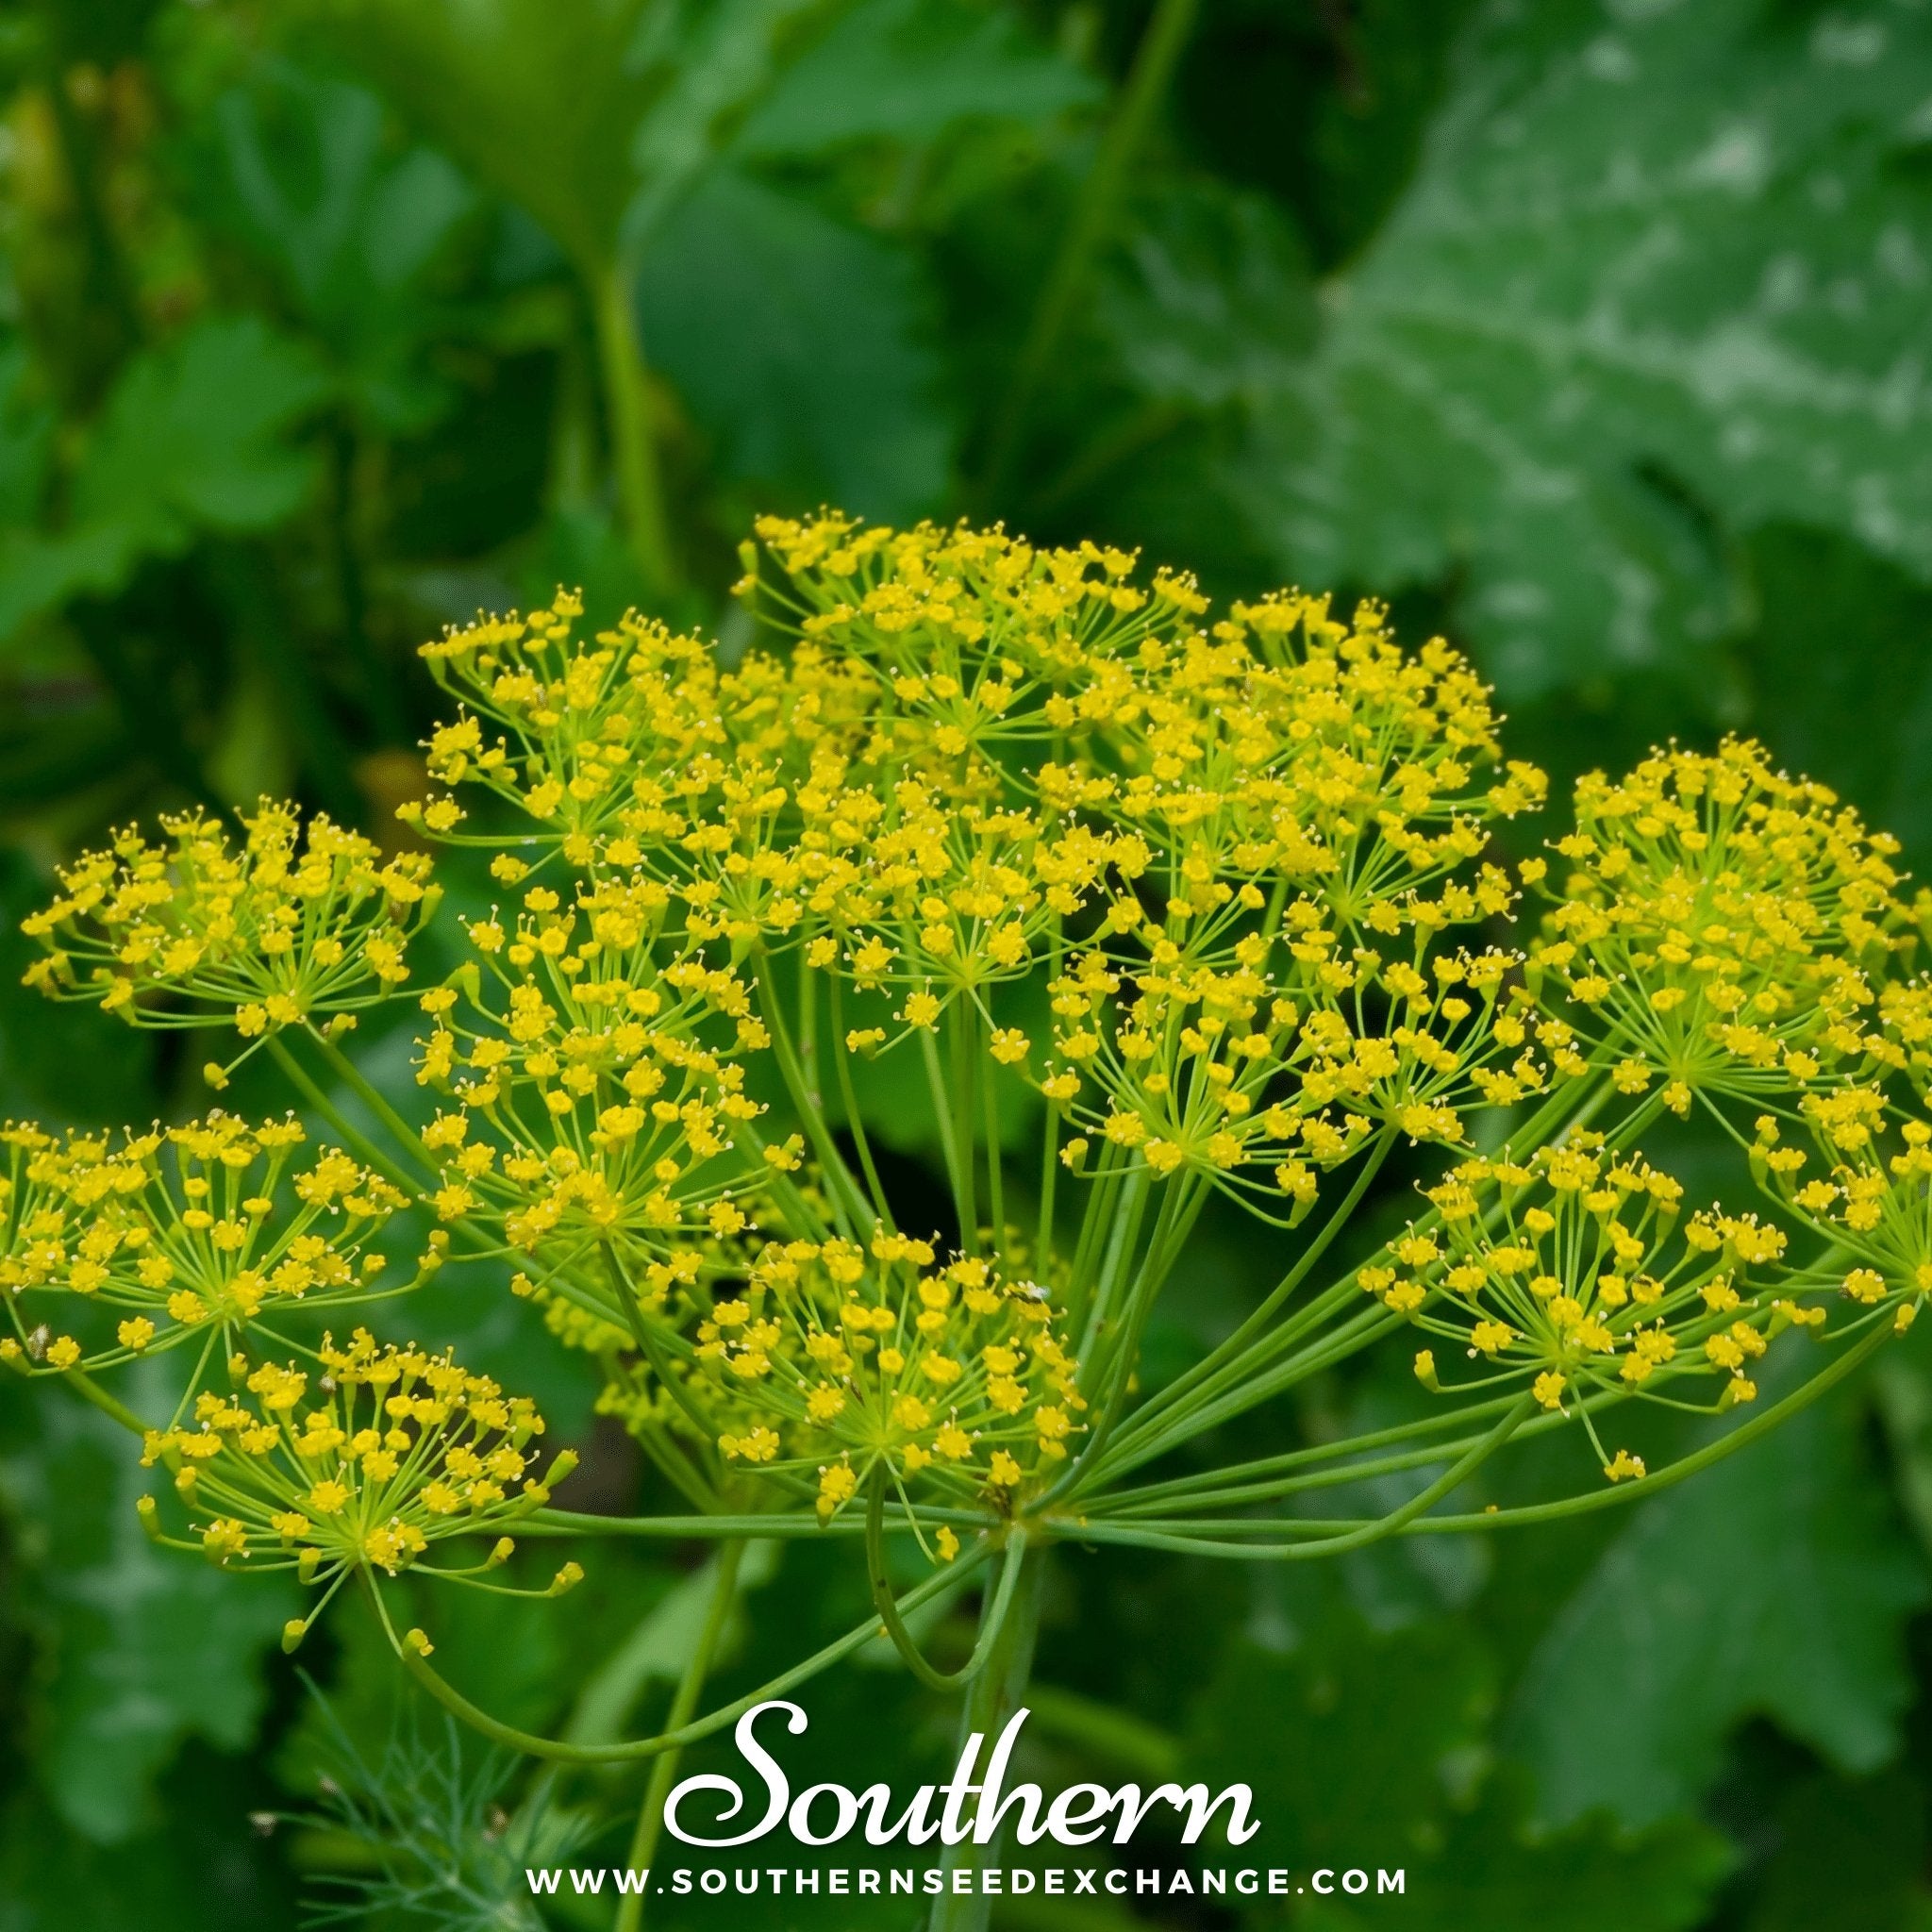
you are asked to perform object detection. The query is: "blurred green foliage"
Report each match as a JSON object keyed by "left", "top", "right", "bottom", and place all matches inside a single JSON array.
[{"left": 4, "top": 1, "right": 1932, "bottom": 1927}]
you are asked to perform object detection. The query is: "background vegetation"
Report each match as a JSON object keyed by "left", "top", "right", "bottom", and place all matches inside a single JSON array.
[{"left": 4, "top": 0, "right": 1932, "bottom": 1926}]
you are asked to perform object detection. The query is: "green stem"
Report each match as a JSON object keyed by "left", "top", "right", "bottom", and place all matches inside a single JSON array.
[
  {"left": 863, "top": 1467, "right": 1028, "bottom": 1692},
  {"left": 526, "top": 1501, "right": 996, "bottom": 1539},
  {"left": 267, "top": 1035, "right": 425, "bottom": 1197},
  {"left": 54, "top": 1365, "right": 149, "bottom": 1436},
  {"left": 613, "top": 1540, "right": 746, "bottom": 1932},
  {"left": 979, "top": 1018, "right": 1006, "bottom": 1246},
  {"left": 753, "top": 955, "right": 871, "bottom": 1234},
  {"left": 1066, "top": 1396, "right": 1537, "bottom": 1561},
  {"left": 1036, "top": 1102, "right": 1061, "bottom": 1274},
  {"left": 950, "top": 1006, "right": 980, "bottom": 1248},
  {"left": 977, "top": 0, "right": 1200, "bottom": 503},
  {"left": 377, "top": 1541, "right": 993, "bottom": 1765},
  {"left": 920, "top": 1024, "right": 971, "bottom": 1241},
  {"left": 827, "top": 974, "right": 896, "bottom": 1228},
  {"left": 591, "top": 260, "right": 677, "bottom": 599},
  {"left": 601, "top": 1242, "right": 722, "bottom": 1472},
  {"left": 308, "top": 1028, "right": 440, "bottom": 1176},
  {"left": 927, "top": 1541, "right": 1049, "bottom": 1932},
  {"left": 1063, "top": 1325, "right": 1897, "bottom": 1556},
  {"left": 1120, "top": 1131, "right": 1393, "bottom": 1438}
]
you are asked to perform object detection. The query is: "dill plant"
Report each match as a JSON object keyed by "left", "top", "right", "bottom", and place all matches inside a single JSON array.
[{"left": 8, "top": 510, "right": 1931, "bottom": 1928}]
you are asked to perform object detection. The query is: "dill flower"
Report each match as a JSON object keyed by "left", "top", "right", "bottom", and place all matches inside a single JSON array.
[
  {"left": 686, "top": 1227, "right": 1084, "bottom": 1536},
  {"left": 1391, "top": 1139, "right": 1797, "bottom": 1459},
  {"left": 22, "top": 801, "right": 436, "bottom": 1048},
  {"left": 20, "top": 505, "right": 1930, "bottom": 1708},
  {"left": 1033, "top": 934, "right": 1570, "bottom": 1220},
  {"left": 1526, "top": 740, "right": 1914, "bottom": 1112},
  {"left": 405, "top": 588, "right": 875, "bottom": 878},
  {"left": 0, "top": 1115, "right": 411, "bottom": 1376},
  {"left": 412, "top": 874, "right": 769, "bottom": 1294},
  {"left": 136, "top": 1330, "right": 575, "bottom": 1618},
  {"left": 1750, "top": 1108, "right": 1932, "bottom": 1332}
]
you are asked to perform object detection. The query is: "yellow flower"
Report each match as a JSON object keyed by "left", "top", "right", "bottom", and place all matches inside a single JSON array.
[
  {"left": 137, "top": 1332, "right": 568, "bottom": 1608},
  {"left": 24, "top": 802, "right": 436, "bottom": 1041}
]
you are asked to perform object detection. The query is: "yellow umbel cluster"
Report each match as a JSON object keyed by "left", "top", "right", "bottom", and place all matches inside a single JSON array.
[
  {"left": 22, "top": 802, "right": 437, "bottom": 1052},
  {"left": 1, "top": 1115, "right": 415, "bottom": 1377},
  {"left": 689, "top": 1226, "right": 1083, "bottom": 1538},
  {"left": 11, "top": 505, "right": 1932, "bottom": 1671},
  {"left": 136, "top": 1329, "right": 577, "bottom": 1615}
]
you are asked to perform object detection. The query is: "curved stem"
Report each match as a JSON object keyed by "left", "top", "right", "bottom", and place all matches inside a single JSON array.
[
  {"left": 863, "top": 1467, "right": 1028, "bottom": 1693},
  {"left": 827, "top": 973, "right": 896, "bottom": 1229},
  {"left": 375, "top": 1539, "right": 993, "bottom": 1765},
  {"left": 919, "top": 1024, "right": 971, "bottom": 1243},
  {"left": 600, "top": 1241, "right": 723, "bottom": 1477},
  {"left": 1087, "top": 1392, "right": 1523, "bottom": 1510},
  {"left": 1116, "top": 1131, "right": 1393, "bottom": 1441},
  {"left": 927, "top": 1541, "right": 1048, "bottom": 1932},
  {"left": 1056, "top": 1394, "right": 1533, "bottom": 1559},
  {"left": 614, "top": 1539, "right": 746, "bottom": 1932},
  {"left": 1058, "top": 1323, "right": 1896, "bottom": 1555},
  {"left": 1407, "top": 1318, "right": 1895, "bottom": 1534},
  {"left": 752, "top": 954, "right": 871, "bottom": 1235}
]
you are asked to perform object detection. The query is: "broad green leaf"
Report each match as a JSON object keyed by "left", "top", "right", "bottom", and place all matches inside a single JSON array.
[
  {"left": 0, "top": 1384, "right": 299, "bottom": 1841},
  {"left": 1741, "top": 1765, "right": 1927, "bottom": 1932},
  {"left": 203, "top": 63, "right": 478, "bottom": 431},
  {"left": 1191, "top": 1616, "right": 1728, "bottom": 1931},
  {"left": 1507, "top": 1391, "right": 1928, "bottom": 1828},
  {"left": 321, "top": 0, "right": 832, "bottom": 272},
  {"left": 1244, "top": 0, "right": 1932, "bottom": 696},
  {"left": 1189, "top": 1614, "right": 1494, "bottom": 1871},
  {"left": 1100, "top": 179, "right": 1317, "bottom": 408},
  {"left": 0, "top": 317, "right": 324, "bottom": 641},
  {"left": 71, "top": 313, "right": 329, "bottom": 539},
  {"left": 1296, "top": 1767, "right": 1729, "bottom": 1932},
  {"left": 634, "top": 168, "right": 954, "bottom": 518},
  {"left": 736, "top": 0, "right": 1096, "bottom": 157}
]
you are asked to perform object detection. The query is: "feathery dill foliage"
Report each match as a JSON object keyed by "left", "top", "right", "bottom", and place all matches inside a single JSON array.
[
  {"left": 8, "top": 508, "right": 1930, "bottom": 1800},
  {"left": 294, "top": 1699, "right": 584, "bottom": 1931}
]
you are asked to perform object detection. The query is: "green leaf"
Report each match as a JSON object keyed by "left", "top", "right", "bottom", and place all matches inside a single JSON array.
[
  {"left": 1191, "top": 1617, "right": 1729, "bottom": 1931},
  {"left": 202, "top": 62, "right": 478, "bottom": 431},
  {"left": 0, "top": 316, "right": 325, "bottom": 642},
  {"left": 322, "top": 0, "right": 832, "bottom": 272},
  {"left": 634, "top": 168, "right": 954, "bottom": 518},
  {"left": 1189, "top": 1614, "right": 1494, "bottom": 1871},
  {"left": 1298, "top": 1767, "right": 1730, "bottom": 1932},
  {"left": 71, "top": 313, "right": 329, "bottom": 540},
  {"left": 0, "top": 1383, "right": 299, "bottom": 1841},
  {"left": 736, "top": 0, "right": 1096, "bottom": 157},
  {"left": 1100, "top": 179, "right": 1317, "bottom": 408},
  {"left": 1245, "top": 0, "right": 1932, "bottom": 696},
  {"left": 1507, "top": 1390, "right": 1928, "bottom": 1829}
]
